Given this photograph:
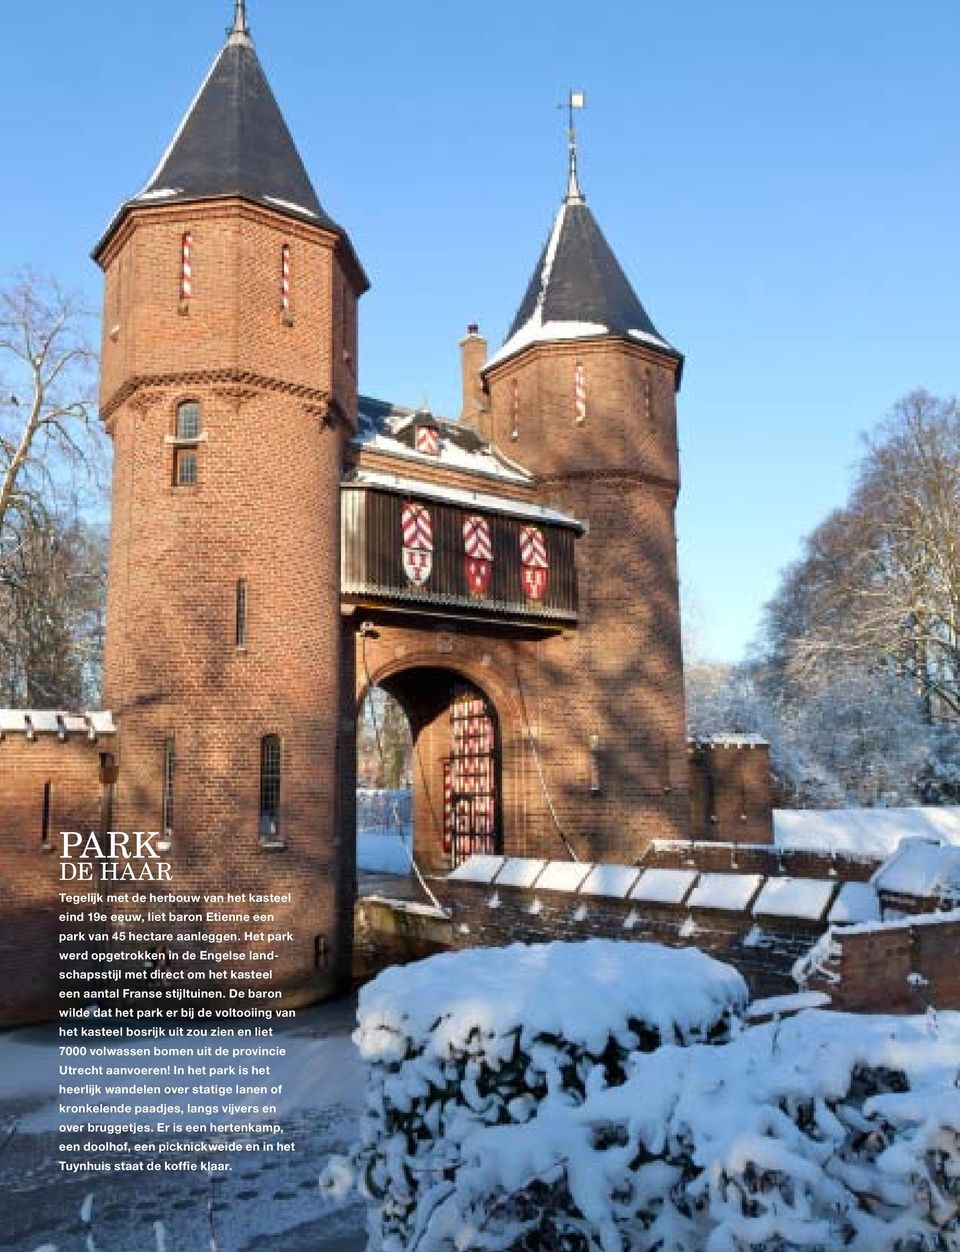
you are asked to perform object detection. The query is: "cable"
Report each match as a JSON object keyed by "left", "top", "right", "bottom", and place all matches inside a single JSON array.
[
  {"left": 512, "top": 657, "right": 580, "bottom": 862},
  {"left": 359, "top": 627, "right": 446, "bottom": 914}
]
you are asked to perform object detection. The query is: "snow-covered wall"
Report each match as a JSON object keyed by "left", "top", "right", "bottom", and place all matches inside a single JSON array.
[{"left": 775, "top": 804, "right": 960, "bottom": 857}]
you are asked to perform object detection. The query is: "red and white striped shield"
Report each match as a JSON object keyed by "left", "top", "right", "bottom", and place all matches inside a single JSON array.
[
  {"left": 463, "top": 514, "right": 493, "bottom": 596},
  {"left": 415, "top": 425, "right": 440, "bottom": 456},
  {"left": 519, "top": 524, "right": 549, "bottom": 601},
  {"left": 401, "top": 502, "right": 433, "bottom": 585}
]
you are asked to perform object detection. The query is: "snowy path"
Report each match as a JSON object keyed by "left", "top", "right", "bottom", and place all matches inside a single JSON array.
[{"left": 0, "top": 998, "right": 367, "bottom": 1252}]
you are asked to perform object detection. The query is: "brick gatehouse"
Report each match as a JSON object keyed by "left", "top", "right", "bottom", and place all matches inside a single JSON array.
[{"left": 0, "top": 2, "right": 772, "bottom": 1024}]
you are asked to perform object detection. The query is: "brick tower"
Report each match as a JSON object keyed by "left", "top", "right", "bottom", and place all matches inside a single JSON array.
[
  {"left": 481, "top": 132, "right": 690, "bottom": 854},
  {"left": 94, "top": 1, "right": 367, "bottom": 1000}
]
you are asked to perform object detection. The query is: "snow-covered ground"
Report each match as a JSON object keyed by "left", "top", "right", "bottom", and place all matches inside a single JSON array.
[
  {"left": 775, "top": 804, "right": 960, "bottom": 856},
  {"left": 0, "top": 1000, "right": 367, "bottom": 1252}
]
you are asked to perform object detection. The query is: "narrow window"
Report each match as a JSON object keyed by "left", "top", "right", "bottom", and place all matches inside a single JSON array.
[
  {"left": 259, "top": 735, "right": 282, "bottom": 842},
  {"left": 174, "top": 448, "right": 198, "bottom": 486},
  {"left": 161, "top": 737, "right": 175, "bottom": 835},
  {"left": 235, "top": 578, "right": 248, "bottom": 648},
  {"left": 176, "top": 401, "right": 200, "bottom": 441},
  {"left": 41, "top": 781, "right": 52, "bottom": 848}
]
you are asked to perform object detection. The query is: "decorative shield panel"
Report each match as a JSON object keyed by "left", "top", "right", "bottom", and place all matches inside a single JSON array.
[
  {"left": 463, "top": 514, "right": 493, "bottom": 596},
  {"left": 519, "top": 524, "right": 549, "bottom": 601},
  {"left": 415, "top": 425, "right": 440, "bottom": 456},
  {"left": 401, "top": 502, "right": 433, "bottom": 586}
]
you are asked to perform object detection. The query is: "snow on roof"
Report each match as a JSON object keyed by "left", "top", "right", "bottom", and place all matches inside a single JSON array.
[
  {"left": 687, "top": 873, "right": 763, "bottom": 913},
  {"left": 533, "top": 860, "right": 593, "bottom": 893},
  {"left": 751, "top": 877, "right": 837, "bottom": 922},
  {"left": 692, "top": 733, "right": 769, "bottom": 749},
  {"left": 840, "top": 905, "right": 960, "bottom": 937},
  {"left": 345, "top": 469, "right": 582, "bottom": 529},
  {"left": 447, "top": 855, "right": 506, "bottom": 885},
  {"left": 578, "top": 864, "right": 642, "bottom": 899},
  {"left": 357, "top": 940, "right": 748, "bottom": 1061},
  {"left": 494, "top": 858, "right": 548, "bottom": 889},
  {"left": 629, "top": 868, "right": 698, "bottom": 905},
  {"left": 774, "top": 806, "right": 960, "bottom": 858},
  {"left": 871, "top": 838, "right": 960, "bottom": 901},
  {"left": 0, "top": 710, "right": 116, "bottom": 738},
  {"left": 354, "top": 397, "right": 533, "bottom": 486},
  {"left": 828, "top": 881, "right": 881, "bottom": 925}
]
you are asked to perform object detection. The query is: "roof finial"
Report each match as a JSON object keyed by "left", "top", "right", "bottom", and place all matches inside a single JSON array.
[
  {"left": 230, "top": 0, "right": 251, "bottom": 41},
  {"left": 565, "top": 90, "right": 586, "bottom": 204}
]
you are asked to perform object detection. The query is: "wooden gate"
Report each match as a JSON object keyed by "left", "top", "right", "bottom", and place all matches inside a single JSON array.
[{"left": 443, "top": 687, "right": 500, "bottom": 865}]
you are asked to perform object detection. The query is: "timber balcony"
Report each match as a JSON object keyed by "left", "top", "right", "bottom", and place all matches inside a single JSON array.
[{"left": 340, "top": 482, "right": 581, "bottom": 629}]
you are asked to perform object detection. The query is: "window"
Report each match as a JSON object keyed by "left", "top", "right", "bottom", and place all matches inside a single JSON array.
[
  {"left": 176, "top": 401, "right": 201, "bottom": 440},
  {"left": 161, "top": 737, "right": 175, "bottom": 835},
  {"left": 174, "top": 449, "right": 197, "bottom": 486},
  {"left": 235, "top": 578, "right": 248, "bottom": 648},
  {"left": 173, "top": 402, "right": 201, "bottom": 486},
  {"left": 259, "top": 735, "right": 282, "bottom": 842},
  {"left": 41, "top": 781, "right": 52, "bottom": 848}
]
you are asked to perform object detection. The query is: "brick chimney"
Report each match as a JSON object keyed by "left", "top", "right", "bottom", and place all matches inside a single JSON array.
[{"left": 460, "top": 323, "right": 488, "bottom": 429}]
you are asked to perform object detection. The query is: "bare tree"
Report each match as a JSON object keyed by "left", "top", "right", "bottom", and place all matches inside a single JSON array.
[
  {"left": 0, "top": 271, "right": 100, "bottom": 578},
  {"left": 785, "top": 392, "right": 960, "bottom": 719},
  {"left": 0, "top": 271, "right": 108, "bottom": 706}
]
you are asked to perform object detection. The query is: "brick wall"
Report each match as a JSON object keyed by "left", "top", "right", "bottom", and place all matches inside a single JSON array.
[
  {"left": 688, "top": 741, "right": 773, "bottom": 843},
  {"left": 639, "top": 840, "right": 880, "bottom": 881},
  {"left": 439, "top": 878, "right": 818, "bottom": 999},
  {"left": 0, "top": 734, "right": 108, "bottom": 1024},
  {"left": 817, "top": 913, "right": 960, "bottom": 1013}
]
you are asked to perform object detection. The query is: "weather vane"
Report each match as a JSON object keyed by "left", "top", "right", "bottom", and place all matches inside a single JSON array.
[{"left": 562, "top": 90, "right": 586, "bottom": 202}]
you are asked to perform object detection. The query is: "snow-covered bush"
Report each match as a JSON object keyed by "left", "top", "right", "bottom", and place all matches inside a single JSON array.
[
  {"left": 323, "top": 940, "right": 748, "bottom": 1250},
  {"left": 416, "top": 1012, "right": 960, "bottom": 1251}
]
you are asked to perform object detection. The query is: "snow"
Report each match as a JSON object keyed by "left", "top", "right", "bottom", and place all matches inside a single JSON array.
[
  {"left": 627, "top": 327, "right": 675, "bottom": 351},
  {"left": 0, "top": 708, "right": 116, "bottom": 737},
  {"left": 263, "top": 194, "right": 317, "bottom": 218},
  {"left": 355, "top": 940, "right": 748, "bottom": 1064},
  {"left": 691, "top": 733, "right": 768, "bottom": 748},
  {"left": 420, "top": 1010, "right": 960, "bottom": 1252},
  {"left": 629, "top": 867, "right": 698, "bottom": 904},
  {"left": 487, "top": 316, "right": 611, "bottom": 368},
  {"left": 339, "top": 934, "right": 960, "bottom": 1252},
  {"left": 745, "top": 990, "right": 832, "bottom": 1020},
  {"left": 357, "top": 831, "right": 412, "bottom": 874},
  {"left": 578, "top": 863, "right": 642, "bottom": 898},
  {"left": 533, "top": 859, "right": 593, "bottom": 893},
  {"left": 344, "top": 471, "right": 581, "bottom": 527},
  {"left": 751, "top": 876, "right": 837, "bottom": 921},
  {"left": 494, "top": 857, "right": 548, "bottom": 888},
  {"left": 447, "top": 853, "right": 506, "bottom": 884},
  {"left": 872, "top": 837, "right": 960, "bottom": 900},
  {"left": 134, "top": 187, "right": 180, "bottom": 200},
  {"left": 355, "top": 400, "right": 533, "bottom": 484},
  {"left": 774, "top": 804, "right": 960, "bottom": 857},
  {"left": 828, "top": 880, "right": 881, "bottom": 924},
  {"left": 687, "top": 872, "right": 763, "bottom": 912}
]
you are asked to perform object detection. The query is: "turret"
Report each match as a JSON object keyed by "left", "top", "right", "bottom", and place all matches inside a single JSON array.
[{"left": 95, "top": 2, "right": 366, "bottom": 1002}]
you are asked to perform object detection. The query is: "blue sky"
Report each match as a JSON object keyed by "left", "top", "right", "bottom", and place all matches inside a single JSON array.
[{"left": 3, "top": 1, "right": 957, "bottom": 661}]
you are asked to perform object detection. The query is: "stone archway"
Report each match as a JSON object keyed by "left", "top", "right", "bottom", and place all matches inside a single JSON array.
[{"left": 357, "top": 664, "right": 504, "bottom": 873}]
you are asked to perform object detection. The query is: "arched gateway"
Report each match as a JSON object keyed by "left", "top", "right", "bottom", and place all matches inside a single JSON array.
[{"left": 358, "top": 664, "right": 505, "bottom": 869}]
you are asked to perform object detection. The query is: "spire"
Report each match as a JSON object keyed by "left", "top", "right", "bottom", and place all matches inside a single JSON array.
[
  {"left": 485, "top": 117, "right": 681, "bottom": 373},
  {"left": 565, "top": 91, "right": 585, "bottom": 205},
  {"left": 229, "top": 0, "right": 251, "bottom": 43},
  {"left": 95, "top": 3, "right": 372, "bottom": 278}
]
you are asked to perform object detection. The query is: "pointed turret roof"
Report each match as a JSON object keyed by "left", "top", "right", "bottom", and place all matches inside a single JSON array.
[
  {"left": 95, "top": 4, "right": 362, "bottom": 275},
  {"left": 486, "top": 160, "right": 681, "bottom": 376}
]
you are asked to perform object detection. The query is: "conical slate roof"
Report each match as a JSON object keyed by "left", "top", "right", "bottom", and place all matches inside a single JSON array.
[
  {"left": 487, "top": 176, "right": 680, "bottom": 372},
  {"left": 95, "top": 9, "right": 355, "bottom": 259}
]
